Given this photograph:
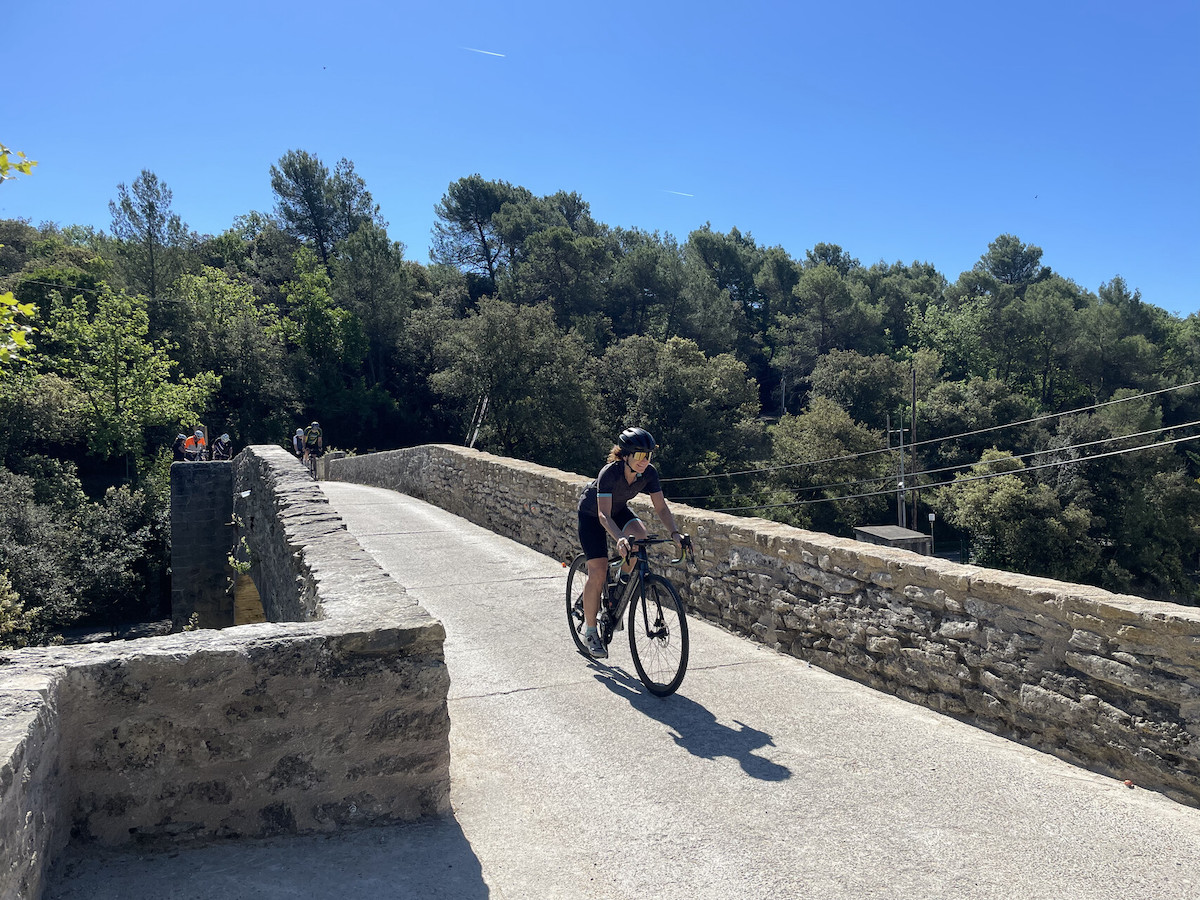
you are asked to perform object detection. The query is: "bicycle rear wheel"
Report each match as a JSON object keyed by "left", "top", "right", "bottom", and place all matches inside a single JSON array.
[
  {"left": 628, "top": 574, "right": 688, "bottom": 696},
  {"left": 565, "top": 553, "right": 591, "bottom": 656}
]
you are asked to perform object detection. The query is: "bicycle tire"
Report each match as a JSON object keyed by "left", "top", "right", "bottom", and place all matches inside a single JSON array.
[
  {"left": 565, "top": 553, "right": 592, "bottom": 656},
  {"left": 628, "top": 573, "right": 689, "bottom": 696}
]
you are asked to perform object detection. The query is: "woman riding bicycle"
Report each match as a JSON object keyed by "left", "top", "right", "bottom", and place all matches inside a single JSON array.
[{"left": 576, "top": 427, "right": 689, "bottom": 659}]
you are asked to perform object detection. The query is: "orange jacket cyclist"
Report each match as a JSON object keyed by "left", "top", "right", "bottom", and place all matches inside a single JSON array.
[
  {"left": 575, "top": 427, "right": 688, "bottom": 659},
  {"left": 183, "top": 429, "right": 206, "bottom": 461}
]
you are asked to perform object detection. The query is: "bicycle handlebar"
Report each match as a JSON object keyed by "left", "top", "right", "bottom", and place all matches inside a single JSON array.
[{"left": 612, "top": 535, "right": 694, "bottom": 567}]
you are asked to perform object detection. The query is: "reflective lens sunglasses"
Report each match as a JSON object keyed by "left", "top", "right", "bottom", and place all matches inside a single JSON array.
[{"left": 631, "top": 450, "right": 653, "bottom": 461}]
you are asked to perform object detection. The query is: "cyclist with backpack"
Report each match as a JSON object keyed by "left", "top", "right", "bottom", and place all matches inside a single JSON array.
[
  {"left": 302, "top": 421, "right": 323, "bottom": 462},
  {"left": 576, "top": 427, "right": 690, "bottom": 659}
]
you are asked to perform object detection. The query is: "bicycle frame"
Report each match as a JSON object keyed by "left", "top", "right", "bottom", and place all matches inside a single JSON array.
[
  {"left": 600, "top": 537, "right": 675, "bottom": 641},
  {"left": 567, "top": 533, "right": 691, "bottom": 696}
]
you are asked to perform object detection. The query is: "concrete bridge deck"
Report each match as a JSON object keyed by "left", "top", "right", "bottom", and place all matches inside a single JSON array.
[{"left": 49, "top": 483, "right": 1200, "bottom": 899}]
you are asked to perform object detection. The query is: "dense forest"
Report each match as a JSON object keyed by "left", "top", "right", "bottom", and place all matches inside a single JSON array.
[{"left": 3, "top": 149, "right": 1199, "bottom": 647}]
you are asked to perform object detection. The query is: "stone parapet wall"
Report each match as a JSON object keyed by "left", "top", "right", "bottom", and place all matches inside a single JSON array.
[
  {"left": 329, "top": 444, "right": 1200, "bottom": 806},
  {"left": 0, "top": 669, "right": 63, "bottom": 900},
  {"left": 0, "top": 446, "right": 450, "bottom": 900}
]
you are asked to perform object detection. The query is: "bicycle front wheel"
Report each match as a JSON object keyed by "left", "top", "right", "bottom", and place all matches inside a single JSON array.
[
  {"left": 628, "top": 574, "right": 689, "bottom": 696},
  {"left": 565, "top": 553, "right": 591, "bottom": 656}
]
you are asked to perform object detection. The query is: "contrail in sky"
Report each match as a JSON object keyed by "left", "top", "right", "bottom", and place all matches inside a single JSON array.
[
  {"left": 663, "top": 190, "right": 694, "bottom": 197},
  {"left": 463, "top": 47, "right": 506, "bottom": 57}
]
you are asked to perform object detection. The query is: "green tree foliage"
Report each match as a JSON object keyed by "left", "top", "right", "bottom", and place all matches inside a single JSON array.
[
  {"left": 931, "top": 450, "right": 1097, "bottom": 582},
  {"left": 809, "top": 349, "right": 914, "bottom": 430},
  {"left": 769, "top": 262, "right": 882, "bottom": 413},
  {"left": 331, "top": 221, "right": 413, "bottom": 389},
  {"left": 918, "top": 377, "right": 1039, "bottom": 469},
  {"left": 506, "top": 226, "right": 614, "bottom": 328},
  {"left": 858, "top": 259, "right": 946, "bottom": 349},
  {"left": 270, "top": 150, "right": 384, "bottom": 267},
  {"left": 910, "top": 293, "right": 995, "bottom": 381},
  {"left": 0, "top": 373, "right": 88, "bottom": 467},
  {"left": 595, "top": 335, "right": 765, "bottom": 499},
  {"left": 0, "top": 466, "right": 166, "bottom": 638},
  {"left": 109, "top": 169, "right": 192, "bottom": 305},
  {"left": 766, "top": 397, "right": 889, "bottom": 533},
  {"left": 431, "top": 175, "right": 529, "bottom": 295},
  {"left": 44, "top": 287, "right": 218, "bottom": 478},
  {"left": 606, "top": 228, "right": 684, "bottom": 343},
  {"left": 173, "top": 267, "right": 297, "bottom": 443},
  {"left": 973, "top": 234, "right": 1051, "bottom": 291},
  {"left": 0, "top": 291, "right": 34, "bottom": 367},
  {"left": 431, "top": 298, "right": 600, "bottom": 472},
  {"left": 1016, "top": 275, "right": 1088, "bottom": 405},
  {"left": 1075, "top": 298, "right": 1159, "bottom": 400},
  {"left": 0, "top": 141, "right": 36, "bottom": 183},
  {"left": 0, "top": 568, "right": 38, "bottom": 649},
  {"left": 1047, "top": 398, "right": 1200, "bottom": 599},
  {"left": 5, "top": 159, "right": 1200, "bottom": 616}
]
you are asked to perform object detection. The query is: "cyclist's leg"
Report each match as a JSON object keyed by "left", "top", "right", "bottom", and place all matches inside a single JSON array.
[
  {"left": 577, "top": 512, "right": 610, "bottom": 630},
  {"left": 583, "top": 558, "right": 607, "bottom": 628},
  {"left": 618, "top": 513, "right": 648, "bottom": 575}
]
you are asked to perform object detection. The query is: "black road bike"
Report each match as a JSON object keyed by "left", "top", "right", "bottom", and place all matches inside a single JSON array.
[{"left": 566, "top": 537, "right": 690, "bottom": 696}]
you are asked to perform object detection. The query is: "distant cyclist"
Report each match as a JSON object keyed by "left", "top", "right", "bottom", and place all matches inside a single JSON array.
[
  {"left": 292, "top": 428, "right": 305, "bottom": 458},
  {"left": 211, "top": 433, "right": 233, "bottom": 460},
  {"left": 302, "top": 421, "right": 324, "bottom": 462},
  {"left": 172, "top": 433, "right": 188, "bottom": 462},
  {"left": 183, "top": 429, "right": 207, "bottom": 461},
  {"left": 575, "top": 427, "right": 690, "bottom": 659}
]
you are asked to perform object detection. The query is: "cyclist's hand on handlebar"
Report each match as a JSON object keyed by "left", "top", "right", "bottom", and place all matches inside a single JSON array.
[
  {"left": 670, "top": 531, "right": 693, "bottom": 563},
  {"left": 616, "top": 536, "right": 631, "bottom": 557}
]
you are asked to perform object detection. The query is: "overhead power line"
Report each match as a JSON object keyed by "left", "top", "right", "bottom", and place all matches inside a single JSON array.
[
  {"left": 711, "top": 432, "right": 1200, "bottom": 513},
  {"left": 660, "top": 379, "right": 1200, "bottom": 485},
  {"left": 669, "top": 419, "right": 1200, "bottom": 506}
]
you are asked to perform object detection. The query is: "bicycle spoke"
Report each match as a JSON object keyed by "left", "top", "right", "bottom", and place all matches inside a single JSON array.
[
  {"left": 565, "top": 554, "right": 591, "bottom": 656},
  {"left": 628, "top": 575, "right": 688, "bottom": 696}
]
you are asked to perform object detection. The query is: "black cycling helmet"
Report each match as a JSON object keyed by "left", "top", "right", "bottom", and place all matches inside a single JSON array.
[{"left": 617, "top": 427, "right": 656, "bottom": 454}]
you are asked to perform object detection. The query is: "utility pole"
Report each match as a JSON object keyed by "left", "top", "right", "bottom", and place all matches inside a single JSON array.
[
  {"left": 886, "top": 413, "right": 909, "bottom": 528},
  {"left": 898, "top": 408, "right": 907, "bottom": 529},
  {"left": 910, "top": 366, "right": 918, "bottom": 528}
]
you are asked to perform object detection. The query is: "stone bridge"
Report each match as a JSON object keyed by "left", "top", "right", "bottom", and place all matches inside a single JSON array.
[{"left": 3, "top": 444, "right": 1200, "bottom": 899}]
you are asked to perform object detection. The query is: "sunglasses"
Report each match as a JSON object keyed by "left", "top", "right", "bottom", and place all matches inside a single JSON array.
[{"left": 631, "top": 451, "right": 653, "bottom": 461}]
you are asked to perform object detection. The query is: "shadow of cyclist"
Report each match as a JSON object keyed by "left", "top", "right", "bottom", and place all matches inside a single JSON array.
[{"left": 590, "top": 665, "right": 792, "bottom": 782}]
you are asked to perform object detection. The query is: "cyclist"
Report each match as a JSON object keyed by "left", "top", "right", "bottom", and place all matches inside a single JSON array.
[
  {"left": 292, "top": 428, "right": 305, "bottom": 458},
  {"left": 211, "top": 433, "right": 233, "bottom": 460},
  {"left": 302, "top": 421, "right": 324, "bottom": 462},
  {"left": 183, "top": 429, "right": 206, "bottom": 461},
  {"left": 576, "top": 426, "right": 690, "bottom": 659},
  {"left": 172, "top": 433, "right": 188, "bottom": 462}
]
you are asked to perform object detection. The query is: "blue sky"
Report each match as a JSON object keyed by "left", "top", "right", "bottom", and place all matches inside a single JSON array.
[{"left": 5, "top": 1, "right": 1198, "bottom": 314}]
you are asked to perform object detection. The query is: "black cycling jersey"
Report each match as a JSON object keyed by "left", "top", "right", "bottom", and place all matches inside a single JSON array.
[{"left": 578, "top": 460, "right": 662, "bottom": 517}]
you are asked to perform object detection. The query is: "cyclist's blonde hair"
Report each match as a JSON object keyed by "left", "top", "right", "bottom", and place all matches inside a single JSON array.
[{"left": 606, "top": 444, "right": 624, "bottom": 463}]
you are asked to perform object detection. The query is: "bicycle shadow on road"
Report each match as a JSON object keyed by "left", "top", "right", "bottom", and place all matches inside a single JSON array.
[{"left": 592, "top": 666, "right": 792, "bottom": 783}]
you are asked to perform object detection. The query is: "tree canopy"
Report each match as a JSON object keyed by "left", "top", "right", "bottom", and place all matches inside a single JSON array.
[{"left": 3, "top": 154, "right": 1200, "bottom": 649}]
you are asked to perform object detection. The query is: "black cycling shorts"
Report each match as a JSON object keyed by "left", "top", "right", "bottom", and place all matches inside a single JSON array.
[{"left": 578, "top": 506, "right": 640, "bottom": 561}]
